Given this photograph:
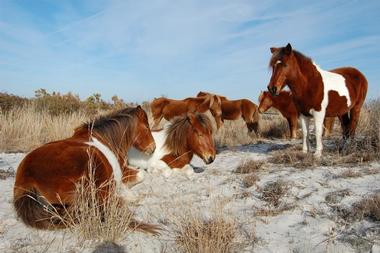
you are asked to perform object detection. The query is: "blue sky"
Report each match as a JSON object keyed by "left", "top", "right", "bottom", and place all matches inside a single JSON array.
[{"left": 0, "top": 0, "right": 379, "bottom": 103}]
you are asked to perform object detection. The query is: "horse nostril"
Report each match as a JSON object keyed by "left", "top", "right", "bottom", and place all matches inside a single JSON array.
[
  {"left": 273, "top": 86, "right": 277, "bottom": 94},
  {"left": 207, "top": 156, "right": 214, "bottom": 164}
]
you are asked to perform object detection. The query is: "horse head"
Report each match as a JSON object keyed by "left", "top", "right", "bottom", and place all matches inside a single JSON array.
[
  {"left": 267, "top": 43, "right": 298, "bottom": 96},
  {"left": 131, "top": 106, "right": 156, "bottom": 155},
  {"left": 208, "top": 95, "right": 223, "bottom": 129},
  {"left": 258, "top": 91, "right": 273, "bottom": 113},
  {"left": 187, "top": 113, "right": 216, "bottom": 164}
]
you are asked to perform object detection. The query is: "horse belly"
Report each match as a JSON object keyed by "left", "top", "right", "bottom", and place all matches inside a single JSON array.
[
  {"left": 325, "top": 90, "right": 351, "bottom": 117},
  {"left": 222, "top": 104, "right": 241, "bottom": 120}
]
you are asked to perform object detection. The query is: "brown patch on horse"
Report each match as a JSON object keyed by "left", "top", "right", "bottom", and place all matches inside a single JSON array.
[{"left": 164, "top": 113, "right": 212, "bottom": 156}]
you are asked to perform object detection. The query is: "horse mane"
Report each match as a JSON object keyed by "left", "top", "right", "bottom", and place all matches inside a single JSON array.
[
  {"left": 164, "top": 113, "right": 212, "bottom": 156},
  {"left": 75, "top": 107, "right": 138, "bottom": 158},
  {"left": 269, "top": 49, "right": 313, "bottom": 70}
]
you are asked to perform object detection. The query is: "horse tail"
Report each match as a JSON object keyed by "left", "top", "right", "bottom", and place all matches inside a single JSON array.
[
  {"left": 13, "top": 187, "right": 65, "bottom": 230},
  {"left": 129, "top": 219, "right": 161, "bottom": 235}
]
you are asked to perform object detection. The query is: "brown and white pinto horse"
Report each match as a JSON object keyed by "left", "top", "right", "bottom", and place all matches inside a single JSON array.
[
  {"left": 267, "top": 43, "right": 368, "bottom": 156},
  {"left": 258, "top": 91, "right": 336, "bottom": 139},
  {"left": 197, "top": 91, "right": 260, "bottom": 134},
  {"left": 129, "top": 113, "right": 216, "bottom": 177},
  {"left": 151, "top": 95, "right": 222, "bottom": 130},
  {"left": 14, "top": 106, "right": 156, "bottom": 230}
]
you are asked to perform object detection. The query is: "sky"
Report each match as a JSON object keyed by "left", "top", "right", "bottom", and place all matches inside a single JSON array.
[{"left": 0, "top": 0, "right": 379, "bottom": 103}]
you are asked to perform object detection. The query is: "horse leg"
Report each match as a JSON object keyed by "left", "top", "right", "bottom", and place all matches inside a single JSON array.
[
  {"left": 347, "top": 106, "right": 361, "bottom": 139},
  {"left": 289, "top": 117, "right": 298, "bottom": 139},
  {"left": 313, "top": 110, "right": 326, "bottom": 158},
  {"left": 122, "top": 166, "right": 145, "bottom": 188},
  {"left": 300, "top": 115, "right": 310, "bottom": 153}
]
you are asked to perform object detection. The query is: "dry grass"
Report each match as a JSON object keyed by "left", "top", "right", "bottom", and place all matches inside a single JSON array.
[
  {"left": 258, "top": 112, "right": 290, "bottom": 139},
  {"left": 213, "top": 118, "right": 257, "bottom": 147},
  {"left": 268, "top": 150, "right": 315, "bottom": 169},
  {"left": 0, "top": 105, "right": 87, "bottom": 152},
  {"left": 242, "top": 174, "right": 259, "bottom": 188},
  {"left": 172, "top": 204, "right": 239, "bottom": 253},
  {"left": 336, "top": 169, "right": 362, "bottom": 179},
  {"left": 339, "top": 193, "right": 380, "bottom": 222},
  {"left": 254, "top": 203, "right": 295, "bottom": 217},
  {"left": 259, "top": 180, "right": 289, "bottom": 207},
  {"left": 0, "top": 168, "right": 14, "bottom": 180},
  {"left": 233, "top": 160, "right": 265, "bottom": 174}
]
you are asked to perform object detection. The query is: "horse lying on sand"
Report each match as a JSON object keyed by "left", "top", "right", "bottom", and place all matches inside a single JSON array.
[
  {"left": 128, "top": 113, "right": 216, "bottom": 177},
  {"left": 197, "top": 91, "right": 260, "bottom": 134},
  {"left": 258, "top": 91, "right": 336, "bottom": 138},
  {"left": 14, "top": 106, "right": 158, "bottom": 232},
  {"left": 151, "top": 94, "right": 222, "bottom": 130},
  {"left": 267, "top": 43, "right": 367, "bottom": 157}
]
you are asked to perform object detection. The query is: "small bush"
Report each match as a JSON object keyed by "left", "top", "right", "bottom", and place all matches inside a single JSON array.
[
  {"left": 339, "top": 193, "right": 380, "bottom": 222},
  {"left": 242, "top": 174, "right": 259, "bottom": 188},
  {"left": 259, "top": 180, "right": 289, "bottom": 207},
  {"left": 234, "top": 160, "right": 265, "bottom": 174}
]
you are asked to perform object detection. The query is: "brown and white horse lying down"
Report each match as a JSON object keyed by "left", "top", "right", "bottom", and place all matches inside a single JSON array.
[
  {"left": 258, "top": 91, "right": 336, "bottom": 138},
  {"left": 14, "top": 106, "right": 157, "bottom": 231},
  {"left": 197, "top": 91, "right": 260, "bottom": 134},
  {"left": 267, "top": 43, "right": 368, "bottom": 157},
  {"left": 151, "top": 94, "right": 222, "bottom": 130},
  {"left": 128, "top": 113, "right": 216, "bottom": 177}
]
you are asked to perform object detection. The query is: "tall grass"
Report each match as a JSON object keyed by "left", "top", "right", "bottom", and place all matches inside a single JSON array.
[{"left": 0, "top": 105, "right": 87, "bottom": 152}]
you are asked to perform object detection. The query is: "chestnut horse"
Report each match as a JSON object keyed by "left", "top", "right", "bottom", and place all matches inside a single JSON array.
[
  {"left": 151, "top": 95, "right": 222, "bottom": 130},
  {"left": 258, "top": 91, "right": 336, "bottom": 138},
  {"left": 197, "top": 91, "right": 260, "bottom": 134},
  {"left": 14, "top": 106, "right": 157, "bottom": 231},
  {"left": 267, "top": 43, "right": 368, "bottom": 157},
  {"left": 129, "top": 113, "right": 216, "bottom": 177}
]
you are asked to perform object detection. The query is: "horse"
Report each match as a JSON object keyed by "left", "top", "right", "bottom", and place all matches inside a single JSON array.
[
  {"left": 258, "top": 91, "right": 336, "bottom": 139},
  {"left": 13, "top": 106, "right": 157, "bottom": 231},
  {"left": 151, "top": 94, "right": 222, "bottom": 130},
  {"left": 197, "top": 91, "right": 260, "bottom": 134},
  {"left": 128, "top": 113, "right": 216, "bottom": 177},
  {"left": 267, "top": 43, "right": 368, "bottom": 157}
]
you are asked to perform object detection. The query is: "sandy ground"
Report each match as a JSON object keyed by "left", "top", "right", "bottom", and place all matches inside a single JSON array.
[{"left": 0, "top": 140, "right": 379, "bottom": 253}]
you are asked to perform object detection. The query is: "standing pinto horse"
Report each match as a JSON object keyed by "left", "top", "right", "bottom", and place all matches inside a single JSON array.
[
  {"left": 258, "top": 91, "right": 336, "bottom": 139},
  {"left": 14, "top": 106, "right": 156, "bottom": 230},
  {"left": 267, "top": 43, "right": 368, "bottom": 157},
  {"left": 197, "top": 91, "right": 260, "bottom": 134},
  {"left": 151, "top": 95, "right": 222, "bottom": 130}
]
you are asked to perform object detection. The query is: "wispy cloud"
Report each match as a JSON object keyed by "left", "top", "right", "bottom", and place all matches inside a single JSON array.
[{"left": 0, "top": 0, "right": 379, "bottom": 101}]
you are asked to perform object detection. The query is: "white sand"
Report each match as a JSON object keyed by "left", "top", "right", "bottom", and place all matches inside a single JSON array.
[{"left": 0, "top": 140, "right": 379, "bottom": 252}]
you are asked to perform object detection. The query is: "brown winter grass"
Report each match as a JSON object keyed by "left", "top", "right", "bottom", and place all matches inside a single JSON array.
[
  {"left": 0, "top": 105, "right": 88, "bottom": 152},
  {"left": 169, "top": 202, "right": 242, "bottom": 253},
  {"left": 338, "top": 193, "right": 380, "bottom": 222},
  {"left": 258, "top": 111, "right": 290, "bottom": 139},
  {"left": 259, "top": 180, "right": 289, "bottom": 207},
  {"left": 233, "top": 160, "right": 266, "bottom": 174},
  {"left": 52, "top": 171, "right": 136, "bottom": 243}
]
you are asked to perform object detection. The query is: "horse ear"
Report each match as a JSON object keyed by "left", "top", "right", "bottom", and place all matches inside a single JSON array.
[
  {"left": 270, "top": 47, "right": 278, "bottom": 54},
  {"left": 284, "top": 43, "right": 292, "bottom": 55},
  {"left": 258, "top": 91, "right": 263, "bottom": 102}
]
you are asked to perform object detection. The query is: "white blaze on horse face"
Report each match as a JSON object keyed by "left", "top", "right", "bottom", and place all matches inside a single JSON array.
[
  {"left": 275, "top": 60, "right": 282, "bottom": 65},
  {"left": 313, "top": 63, "right": 351, "bottom": 111},
  {"left": 86, "top": 137, "right": 122, "bottom": 189}
]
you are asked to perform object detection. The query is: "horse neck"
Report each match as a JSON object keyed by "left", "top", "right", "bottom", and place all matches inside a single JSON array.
[
  {"left": 75, "top": 127, "right": 130, "bottom": 167},
  {"left": 287, "top": 58, "right": 320, "bottom": 99},
  {"left": 272, "top": 93, "right": 291, "bottom": 110}
]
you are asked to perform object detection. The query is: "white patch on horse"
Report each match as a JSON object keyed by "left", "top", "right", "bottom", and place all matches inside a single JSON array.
[
  {"left": 313, "top": 63, "right": 351, "bottom": 111},
  {"left": 128, "top": 124, "right": 172, "bottom": 173},
  {"left": 86, "top": 137, "right": 122, "bottom": 189},
  {"left": 275, "top": 60, "right": 282, "bottom": 65}
]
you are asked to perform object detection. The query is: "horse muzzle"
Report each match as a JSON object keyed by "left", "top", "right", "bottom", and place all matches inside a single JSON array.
[
  {"left": 203, "top": 154, "right": 215, "bottom": 164},
  {"left": 144, "top": 142, "right": 156, "bottom": 155},
  {"left": 267, "top": 85, "right": 279, "bottom": 96}
]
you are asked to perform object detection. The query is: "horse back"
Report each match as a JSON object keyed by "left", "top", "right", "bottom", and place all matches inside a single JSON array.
[
  {"left": 330, "top": 67, "right": 368, "bottom": 107},
  {"left": 14, "top": 138, "right": 113, "bottom": 204}
]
